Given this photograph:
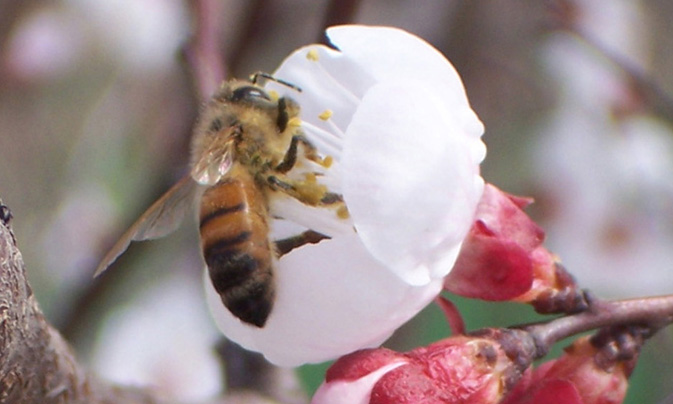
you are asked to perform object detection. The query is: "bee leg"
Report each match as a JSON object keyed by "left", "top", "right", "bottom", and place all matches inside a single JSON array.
[
  {"left": 275, "top": 230, "right": 330, "bottom": 256},
  {"left": 267, "top": 173, "right": 328, "bottom": 207},
  {"left": 294, "top": 135, "right": 325, "bottom": 165},
  {"left": 267, "top": 174, "right": 296, "bottom": 192},
  {"left": 275, "top": 135, "right": 322, "bottom": 173},
  {"left": 319, "top": 192, "right": 343, "bottom": 205},
  {"left": 266, "top": 174, "right": 348, "bottom": 217},
  {"left": 275, "top": 135, "right": 300, "bottom": 173}
]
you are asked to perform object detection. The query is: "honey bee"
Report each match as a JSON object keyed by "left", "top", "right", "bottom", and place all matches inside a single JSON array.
[{"left": 95, "top": 73, "right": 344, "bottom": 327}]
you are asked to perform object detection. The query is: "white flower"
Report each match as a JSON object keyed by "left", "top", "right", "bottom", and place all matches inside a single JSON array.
[{"left": 205, "top": 25, "right": 486, "bottom": 366}]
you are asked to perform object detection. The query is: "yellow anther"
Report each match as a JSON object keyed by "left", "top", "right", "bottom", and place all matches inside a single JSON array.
[
  {"left": 306, "top": 49, "right": 320, "bottom": 61},
  {"left": 318, "top": 110, "right": 333, "bottom": 121}
]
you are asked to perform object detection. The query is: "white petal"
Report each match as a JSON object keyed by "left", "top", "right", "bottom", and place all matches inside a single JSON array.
[
  {"left": 326, "top": 25, "right": 482, "bottom": 133},
  {"left": 271, "top": 45, "right": 368, "bottom": 139},
  {"left": 270, "top": 193, "right": 353, "bottom": 238},
  {"left": 311, "top": 361, "right": 407, "bottom": 404},
  {"left": 342, "top": 81, "right": 484, "bottom": 285},
  {"left": 205, "top": 234, "right": 443, "bottom": 366}
]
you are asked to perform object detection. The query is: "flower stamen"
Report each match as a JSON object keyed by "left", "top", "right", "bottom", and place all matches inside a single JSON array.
[
  {"left": 300, "top": 120, "right": 343, "bottom": 158},
  {"left": 305, "top": 48, "right": 361, "bottom": 106},
  {"left": 319, "top": 109, "right": 333, "bottom": 120},
  {"left": 306, "top": 49, "right": 320, "bottom": 61}
]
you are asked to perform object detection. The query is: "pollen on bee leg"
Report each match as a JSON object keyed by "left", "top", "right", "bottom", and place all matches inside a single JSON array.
[
  {"left": 268, "top": 90, "right": 280, "bottom": 101},
  {"left": 306, "top": 48, "right": 320, "bottom": 61},
  {"left": 318, "top": 109, "right": 333, "bottom": 121},
  {"left": 318, "top": 155, "right": 333, "bottom": 168},
  {"left": 287, "top": 117, "right": 302, "bottom": 130},
  {"left": 304, "top": 172, "right": 317, "bottom": 183},
  {"left": 298, "top": 183, "right": 329, "bottom": 205}
]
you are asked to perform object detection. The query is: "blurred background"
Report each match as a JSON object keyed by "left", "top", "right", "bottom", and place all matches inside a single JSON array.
[{"left": 1, "top": 0, "right": 673, "bottom": 402}]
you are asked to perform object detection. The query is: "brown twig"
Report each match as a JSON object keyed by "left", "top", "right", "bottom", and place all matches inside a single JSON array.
[
  {"left": 546, "top": 0, "right": 673, "bottom": 123},
  {"left": 526, "top": 295, "right": 673, "bottom": 355},
  {"left": 574, "top": 28, "right": 673, "bottom": 122},
  {"left": 184, "top": 0, "right": 227, "bottom": 101},
  {"left": 477, "top": 291, "right": 673, "bottom": 369},
  {"left": 226, "top": 0, "right": 270, "bottom": 75}
]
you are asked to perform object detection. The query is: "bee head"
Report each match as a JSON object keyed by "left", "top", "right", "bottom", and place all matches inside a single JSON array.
[
  {"left": 229, "top": 85, "right": 273, "bottom": 106},
  {"left": 217, "top": 79, "right": 298, "bottom": 133}
]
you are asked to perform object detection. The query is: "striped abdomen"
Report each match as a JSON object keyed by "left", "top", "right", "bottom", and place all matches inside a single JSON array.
[{"left": 199, "top": 167, "right": 274, "bottom": 327}]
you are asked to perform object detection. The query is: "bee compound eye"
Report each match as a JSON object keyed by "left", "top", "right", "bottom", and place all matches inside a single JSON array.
[{"left": 231, "top": 86, "right": 271, "bottom": 103}]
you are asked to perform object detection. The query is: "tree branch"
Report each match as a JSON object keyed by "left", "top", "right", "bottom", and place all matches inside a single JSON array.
[
  {"left": 183, "top": 0, "right": 227, "bottom": 101},
  {"left": 0, "top": 201, "right": 291, "bottom": 404},
  {"left": 0, "top": 202, "right": 161, "bottom": 403},
  {"left": 526, "top": 294, "right": 673, "bottom": 354}
]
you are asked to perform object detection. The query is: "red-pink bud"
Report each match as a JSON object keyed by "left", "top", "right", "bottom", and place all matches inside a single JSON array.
[
  {"left": 313, "top": 335, "right": 520, "bottom": 404},
  {"left": 445, "top": 184, "right": 586, "bottom": 314},
  {"left": 501, "top": 336, "right": 632, "bottom": 404}
]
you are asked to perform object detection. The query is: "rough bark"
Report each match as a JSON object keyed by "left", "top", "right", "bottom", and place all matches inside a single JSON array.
[
  {"left": 0, "top": 201, "right": 300, "bottom": 404},
  {"left": 0, "top": 207, "right": 160, "bottom": 404}
]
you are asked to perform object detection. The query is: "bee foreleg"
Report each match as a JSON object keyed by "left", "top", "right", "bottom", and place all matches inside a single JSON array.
[
  {"left": 275, "top": 135, "right": 300, "bottom": 173},
  {"left": 275, "top": 230, "right": 329, "bottom": 256},
  {"left": 294, "top": 135, "right": 321, "bottom": 161},
  {"left": 275, "top": 135, "right": 322, "bottom": 173}
]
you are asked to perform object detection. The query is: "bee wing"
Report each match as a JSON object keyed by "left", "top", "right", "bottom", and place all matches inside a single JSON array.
[
  {"left": 191, "top": 130, "right": 236, "bottom": 185},
  {"left": 94, "top": 174, "right": 197, "bottom": 277}
]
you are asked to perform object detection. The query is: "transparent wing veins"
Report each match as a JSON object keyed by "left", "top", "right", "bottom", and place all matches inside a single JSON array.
[
  {"left": 191, "top": 132, "right": 236, "bottom": 186},
  {"left": 93, "top": 174, "right": 197, "bottom": 277}
]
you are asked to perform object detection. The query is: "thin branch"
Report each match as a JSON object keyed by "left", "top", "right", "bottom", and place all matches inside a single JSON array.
[
  {"left": 184, "top": 0, "right": 227, "bottom": 101},
  {"left": 574, "top": 27, "right": 673, "bottom": 122},
  {"left": 526, "top": 295, "right": 673, "bottom": 352},
  {"left": 546, "top": 0, "right": 673, "bottom": 122},
  {"left": 469, "top": 292, "right": 673, "bottom": 376},
  {"left": 227, "top": 0, "right": 270, "bottom": 75}
]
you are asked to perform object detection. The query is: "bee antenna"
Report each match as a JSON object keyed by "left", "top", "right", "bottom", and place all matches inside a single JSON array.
[{"left": 250, "top": 72, "right": 302, "bottom": 93}]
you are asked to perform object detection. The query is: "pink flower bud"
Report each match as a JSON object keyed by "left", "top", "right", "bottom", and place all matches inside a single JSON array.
[
  {"left": 501, "top": 336, "right": 633, "bottom": 404},
  {"left": 445, "top": 184, "right": 587, "bottom": 313},
  {"left": 313, "top": 335, "right": 520, "bottom": 404}
]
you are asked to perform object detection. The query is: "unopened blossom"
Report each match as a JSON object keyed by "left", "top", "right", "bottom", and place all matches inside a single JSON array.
[
  {"left": 501, "top": 335, "right": 634, "bottom": 404},
  {"left": 445, "top": 184, "right": 587, "bottom": 314},
  {"left": 205, "top": 25, "right": 486, "bottom": 366},
  {"left": 312, "top": 334, "right": 521, "bottom": 404}
]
